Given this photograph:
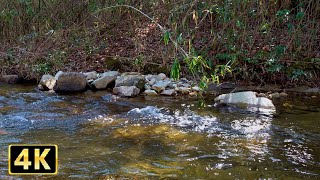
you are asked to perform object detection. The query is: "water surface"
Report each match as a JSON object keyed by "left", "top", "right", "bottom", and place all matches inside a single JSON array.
[{"left": 0, "top": 83, "right": 319, "bottom": 179}]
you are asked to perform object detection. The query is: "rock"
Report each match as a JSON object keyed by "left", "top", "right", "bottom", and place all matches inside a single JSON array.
[
  {"left": 122, "top": 72, "right": 141, "bottom": 76},
  {"left": 54, "top": 71, "right": 63, "bottom": 79},
  {"left": 115, "top": 73, "right": 145, "bottom": 90},
  {"left": 148, "top": 78, "right": 157, "bottom": 86},
  {"left": 214, "top": 91, "right": 276, "bottom": 112},
  {"left": 39, "top": 74, "right": 56, "bottom": 90},
  {"left": 113, "top": 86, "right": 140, "bottom": 97},
  {"left": 161, "top": 89, "right": 176, "bottom": 96},
  {"left": 144, "top": 90, "right": 158, "bottom": 96},
  {"left": 257, "top": 93, "right": 267, "bottom": 98},
  {"left": 0, "top": 75, "right": 19, "bottom": 84},
  {"left": 191, "top": 86, "right": 200, "bottom": 92},
  {"left": 189, "top": 92, "right": 198, "bottom": 96},
  {"left": 280, "top": 92, "right": 288, "bottom": 97},
  {"left": 83, "top": 71, "right": 98, "bottom": 81},
  {"left": 54, "top": 72, "right": 87, "bottom": 92},
  {"left": 152, "top": 80, "right": 171, "bottom": 92},
  {"left": 92, "top": 71, "right": 119, "bottom": 89},
  {"left": 177, "top": 87, "right": 190, "bottom": 94},
  {"left": 144, "top": 84, "right": 151, "bottom": 90},
  {"left": 157, "top": 73, "right": 167, "bottom": 80},
  {"left": 270, "top": 92, "right": 280, "bottom": 99},
  {"left": 218, "top": 82, "right": 236, "bottom": 90},
  {"left": 180, "top": 83, "right": 191, "bottom": 88},
  {"left": 304, "top": 88, "right": 319, "bottom": 93}
]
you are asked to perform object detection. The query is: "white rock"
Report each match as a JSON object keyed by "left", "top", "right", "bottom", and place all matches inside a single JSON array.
[
  {"left": 144, "top": 90, "right": 158, "bottom": 96},
  {"left": 148, "top": 78, "right": 157, "bottom": 86},
  {"left": 214, "top": 91, "right": 276, "bottom": 112},
  {"left": 39, "top": 74, "right": 56, "bottom": 90},
  {"left": 157, "top": 73, "right": 167, "bottom": 80},
  {"left": 113, "top": 86, "right": 140, "bottom": 97}
]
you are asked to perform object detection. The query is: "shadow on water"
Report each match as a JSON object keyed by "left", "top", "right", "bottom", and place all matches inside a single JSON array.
[{"left": 0, "top": 83, "right": 319, "bottom": 179}]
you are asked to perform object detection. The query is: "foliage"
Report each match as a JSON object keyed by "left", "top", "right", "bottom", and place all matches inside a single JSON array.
[{"left": 0, "top": 0, "right": 319, "bottom": 86}]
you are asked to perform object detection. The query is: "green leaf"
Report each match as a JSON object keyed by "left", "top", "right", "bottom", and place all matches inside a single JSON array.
[
  {"left": 296, "top": 12, "right": 304, "bottom": 20},
  {"left": 163, "top": 31, "right": 170, "bottom": 45},
  {"left": 170, "top": 59, "right": 181, "bottom": 80}
]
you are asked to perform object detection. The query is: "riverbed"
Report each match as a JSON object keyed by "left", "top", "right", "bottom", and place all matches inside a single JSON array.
[{"left": 0, "top": 83, "right": 319, "bottom": 179}]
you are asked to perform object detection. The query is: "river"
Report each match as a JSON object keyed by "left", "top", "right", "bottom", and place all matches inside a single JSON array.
[{"left": 0, "top": 83, "right": 319, "bottom": 179}]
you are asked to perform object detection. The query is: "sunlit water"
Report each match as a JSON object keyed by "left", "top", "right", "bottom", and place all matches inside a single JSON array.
[{"left": 0, "top": 83, "right": 319, "bottom": 179}]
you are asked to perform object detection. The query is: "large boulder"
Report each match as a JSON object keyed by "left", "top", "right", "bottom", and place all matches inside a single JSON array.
[
  {"left": 215, "top": 91, "right": 276, "bottom": 112},
  {"left": 54, "top": 72, "right": 87, "bottom": 92},
  {"left": 39, "top": 74, "right": 56, "bottom": 90},
  {"left": 113, "top": 86, "right": 140, "bottom": 97},
  {"left": 115, "top": 73, "right": 145, "bottom": 90},
  {"left": 0, "top": 75, "right": 19, "bottom": 84},
  {"left": 92, "top": 71, "right": 119, "bottom": 89}
]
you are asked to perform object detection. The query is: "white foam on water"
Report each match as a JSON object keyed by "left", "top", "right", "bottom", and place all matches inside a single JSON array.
[{"left": 128, "top": 106, "right": 219, "bottom": 133}]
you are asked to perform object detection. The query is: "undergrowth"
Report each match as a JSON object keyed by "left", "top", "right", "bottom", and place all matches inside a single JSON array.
[{"left": 0, "top": 0, "right": 319, "bottom": 87}]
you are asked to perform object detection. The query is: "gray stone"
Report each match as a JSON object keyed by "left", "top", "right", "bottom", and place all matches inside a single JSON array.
[
  {"left": 280, "top": 92, "right": 288, "bottom": 97},
  {"left": 39, "top": 74, "right": 56, "bottom": 90},
  {"left": 115, "top": 73, "right": 145, "bottom": 90},
  {"left": 83, "top": 71, "right": 98, "bottom": 81},
  {"left": 144, "top": 84, "right": 151, "bottom": 90},
  {"left": 144, "top": 90, "right": 158, "bottom": 96},
  {"left": 54, "top": 71, "right": 63, "bottom": 79},
  {"left": 161, "top": 89, "right": 176, "bottom": 96},
  {"left": 304, "top": 88, "right": 319, "bottom": 93},
  {"left": 54, "top": 72, "right": 87, "bottom": 92},
  {"left": 218, "top": 82, "right": 237, "bottom": 89},
  {"left": 270, "top": 92, "right": 280, "bottom": 99},
  {"left": 177, "top": 87, "right": 190, "bottom": 94},
  {"left": 0, "top": 75, "right": 19, "bottom": 84},
  {"left": 152, "top": 80, "right": 171, "bottom": 92},
  {"left": 148, "top": 78, "right": 157, "bottom": 86},
  {"left": 92, "top": 71, "right": 119, "bottom": 89},
  {"left": 157, "top": 73, "right": 167, "bottom": 80},
  {"left": 214, "top": 91, "right": 276, "bottom": 112},
  {"left": 181, "top": 83, "right": 191, "bottom": 88},
  {"left": 191, "top": 86, "right": 201, "bottom": 92},
  {"left": 113, "top": 86, "right": 140, "bottom": 97}
]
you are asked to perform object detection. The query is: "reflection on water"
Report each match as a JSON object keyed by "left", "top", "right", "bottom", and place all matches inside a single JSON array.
[{"left": 0, "top": 83, "right": 319, "bottom": 179}]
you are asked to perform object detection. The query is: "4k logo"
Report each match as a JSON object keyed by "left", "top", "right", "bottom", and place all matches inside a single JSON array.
[{"left": 8, "top": 145, "right": 58, "bottom": 175}]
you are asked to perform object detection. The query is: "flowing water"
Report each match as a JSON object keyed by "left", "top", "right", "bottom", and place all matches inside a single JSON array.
[{"left": 0, "top": 83, "right": 319, "bottom": 179}]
